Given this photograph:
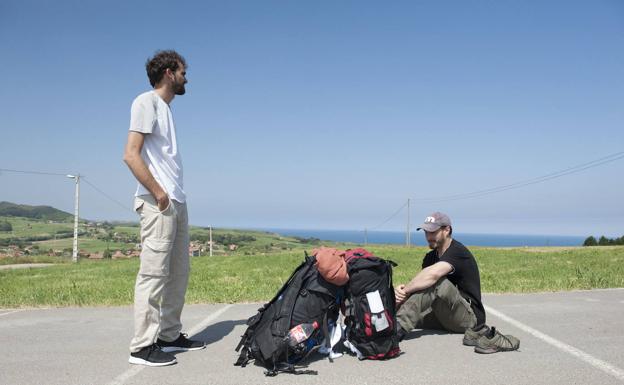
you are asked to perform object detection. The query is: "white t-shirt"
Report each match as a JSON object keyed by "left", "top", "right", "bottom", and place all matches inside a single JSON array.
[{"left": 129, "top": 90, "right": 186, "bottom": 203}]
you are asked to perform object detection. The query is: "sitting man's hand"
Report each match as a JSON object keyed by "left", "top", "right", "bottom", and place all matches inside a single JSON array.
[{"left": 395, "top": 284, "right": 408, "bottom": 305}]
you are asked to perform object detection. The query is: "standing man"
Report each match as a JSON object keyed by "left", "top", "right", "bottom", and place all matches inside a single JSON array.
[
  {"left": 394, "top": 212, "right": 519, "bottom": 353},
  {"left": 123, "top": 50, "right": 205, "bottom": 366}
]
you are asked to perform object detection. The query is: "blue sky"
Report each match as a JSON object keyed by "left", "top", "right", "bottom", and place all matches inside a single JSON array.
[{"left": 1, "top": 0, "right": 622, "bottom": 236}]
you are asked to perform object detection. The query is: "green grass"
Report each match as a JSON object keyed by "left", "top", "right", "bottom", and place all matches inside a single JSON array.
[
  {"left": 31, "top": 238, "right": 132, "bottom": 253},
  {"left": 0, "top": 215, "right": 324, "bottom": 256},
  {"left": 1, "top": 245, "right": 622, "bottom": 308},
  {"left": 377, "top": 245, "right": 624, "bottom": 292},
  {"left": 472, "top": 246, "right": 624, "bottom": 292}
]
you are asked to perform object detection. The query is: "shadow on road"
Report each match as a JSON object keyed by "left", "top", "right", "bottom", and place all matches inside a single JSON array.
[
  {"left": 191, "top": 319, "right": 247, "bottom": 345},
  {"left": 404, "top": 328, "right": 452, "bottom": 341}
]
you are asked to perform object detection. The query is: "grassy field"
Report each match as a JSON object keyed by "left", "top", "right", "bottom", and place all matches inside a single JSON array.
[
  {"left": 1, "top": 245, "right": 622, "bottom": 308},
  {"left": 0, "top": 215, "right": 331, "bottom": 260},
  {"left": 0, "top": 216, "right": 74, "bottom": 239}
]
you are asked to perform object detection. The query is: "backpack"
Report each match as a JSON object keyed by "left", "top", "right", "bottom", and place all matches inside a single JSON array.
[
  {"left": 234, "top": 253, "right": 342, "bottom": 376},
  {"left": 343, "top": 251, "right": 401, "bottom": 360}
]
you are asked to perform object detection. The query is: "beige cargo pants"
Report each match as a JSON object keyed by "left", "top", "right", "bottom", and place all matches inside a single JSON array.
[
  {"left": 129, "top": 194, "right": 190, "bottom": 353},
  {"left": 396, "top": 278, "right": 476, "bottom": 334}
]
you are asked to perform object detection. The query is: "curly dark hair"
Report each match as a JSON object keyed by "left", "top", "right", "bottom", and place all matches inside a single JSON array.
[{"left": 145, "top": 50, "right": 187, "bottom": 87}]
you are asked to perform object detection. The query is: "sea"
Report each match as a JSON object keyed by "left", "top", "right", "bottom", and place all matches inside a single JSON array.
[{"left": 263, "top": 228, "right": 585, "bottom": 247}]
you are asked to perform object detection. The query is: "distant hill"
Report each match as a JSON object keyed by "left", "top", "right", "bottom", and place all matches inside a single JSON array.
[{"left": 0, "top": 202, "right": 73, "bottom": 222}]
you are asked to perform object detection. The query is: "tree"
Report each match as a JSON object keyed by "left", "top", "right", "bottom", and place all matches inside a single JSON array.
[
  {"left": 0, "top": 220, "right": 12, "bottom": 232},
  {"left": 583, "top": 236, "right": 597, "bottom": 247},
  {"left": 598, "top": 236, "right": 610, "bottom": 246},
  {"left": 103, "top": 249, "right": 112, "bottom": 259}
]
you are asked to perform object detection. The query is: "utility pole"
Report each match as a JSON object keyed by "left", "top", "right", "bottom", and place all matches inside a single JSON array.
[
  {"left": 406, "top": 198, "right": 411, "bottom": 248},
  {"left": 209, "top": 225, "right": 213, "bottom": 257},
  {"left": 67, "top": 174, "right": 80, "bottom": 263},
  {"left": 364, "top": 228, "right": 368, "bottom": 246}
]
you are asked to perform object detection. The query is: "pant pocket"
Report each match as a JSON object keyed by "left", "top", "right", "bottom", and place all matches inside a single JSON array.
[
  {"left": 457, "top": 300, "right": 476, "bottom": 330},
  {"left": 139, "top": 238, "right": 173, "bottom": 276},
  {"left": 134, "top": 197, "right": 145, "bottom": 213},
  {"left": 158, "top": 199, "right": 173, "bottom": 215}
]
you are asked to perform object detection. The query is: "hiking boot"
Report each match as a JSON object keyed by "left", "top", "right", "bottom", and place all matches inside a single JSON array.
[
  {"left": 473, "top": 327, "right": 520, "bottom": 354},
  {"left": 129, "top": 344, "right": 177, "bottom": 367},
  {"left": 157, "top": 333, "right": 206, "bottom": 353},
  {"left": 463, "top": 325, "right": 490, "bottom": 346}
]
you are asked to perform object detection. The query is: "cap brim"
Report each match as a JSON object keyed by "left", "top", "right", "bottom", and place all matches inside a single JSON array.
[{"left": 417, "top": 223, "right": 441, "bottom": 232}]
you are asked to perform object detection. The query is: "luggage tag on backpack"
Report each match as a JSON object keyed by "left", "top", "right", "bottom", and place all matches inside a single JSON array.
[{"left": 366, "top": 290, "right": 389, "bottom": 332}]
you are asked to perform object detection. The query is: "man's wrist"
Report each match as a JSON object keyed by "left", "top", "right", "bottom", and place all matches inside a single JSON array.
[{"left": 152, "top": 188, "right": 167, "bottom": 201}]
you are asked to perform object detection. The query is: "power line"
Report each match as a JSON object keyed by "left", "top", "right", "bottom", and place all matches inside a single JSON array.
[
  {"left": 82, "top": 177, "right": 134, "bottom": 213},
  {"left": 1, "top": 167, "right": 133, "bottom": 214},
  {"left": 410, "top": 150, "right": 624, "bottom": 203},
  {"left": 366, "top": 150, "right": 623, "bottom": 233},
  {"left": 0, "top": 168, "right": 68, "bottom": 177},
  {"left": 368, "top": 201, "right": 408, "bottom": 230}
]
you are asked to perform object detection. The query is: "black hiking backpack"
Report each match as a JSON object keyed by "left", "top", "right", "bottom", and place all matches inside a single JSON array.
[
  {"left": 234, "top": 253, "right": 342, "bottom": 376},
  {"left": 343, "top": 253, "right": 401, "bottom": 360}
]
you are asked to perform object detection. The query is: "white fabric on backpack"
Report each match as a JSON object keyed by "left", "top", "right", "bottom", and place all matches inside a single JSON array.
[
  {"left": 343, "top": 339, "right": 363, "bottom": 360},
  {"left": 319, "top": 321, "right": 344, "bottom": 359}
]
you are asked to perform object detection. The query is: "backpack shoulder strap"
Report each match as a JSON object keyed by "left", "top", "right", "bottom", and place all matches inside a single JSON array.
[{"left": 235, "top": 255, "right": 315, "bottom": 366}]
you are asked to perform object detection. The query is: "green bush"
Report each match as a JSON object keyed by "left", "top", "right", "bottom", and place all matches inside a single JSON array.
[{"left": 0, "top": 220, "right": 12, "bottom": 232}]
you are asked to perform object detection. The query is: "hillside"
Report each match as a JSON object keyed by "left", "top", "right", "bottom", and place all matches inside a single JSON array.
[
  {"left": 0, "top": 212, "right": 331, "bottom": 261},
  {"left": 0, "top": 202, "right": 73, "bottom": 222}
]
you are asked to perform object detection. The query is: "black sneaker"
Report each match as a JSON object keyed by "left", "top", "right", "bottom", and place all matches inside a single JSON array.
[
  {"left": 129, "top": 344, "right": 177, "bottom": 367},
  {"left": 157, "top": 333, "right": 206, "bottom": 353}
]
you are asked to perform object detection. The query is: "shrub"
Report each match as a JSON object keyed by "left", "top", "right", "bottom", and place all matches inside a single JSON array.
[
  {"left": 0, "top": 220, "right": 12, "bottom": 232},
  {"left": 583, "top": 236, "right": 597, "bottom": 246}
]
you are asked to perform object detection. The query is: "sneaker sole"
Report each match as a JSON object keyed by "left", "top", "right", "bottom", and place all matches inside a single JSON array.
[
  {"left": 474, "top": 344, "right": 519, "bottom": 354},
  {"left": 128, "top": 356, "right": 177, "bottom": 367},
  {"left": 160, "top": 345, "right": 206, "bottom": 353}
]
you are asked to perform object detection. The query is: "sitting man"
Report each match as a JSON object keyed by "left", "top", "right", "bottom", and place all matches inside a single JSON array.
[{"left": 394, "top": 212, "right": 519, "bottom": 353}]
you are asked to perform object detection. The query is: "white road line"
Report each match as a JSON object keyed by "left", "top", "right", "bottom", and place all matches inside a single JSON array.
[
  {"left": 0, "top": 309, "right": 26, "bottom": 317},
  {"left": 485, "top": 304, "right": 624, "bottom": 382},
  {"left": 106, "top": 304, "right": 233, "bottom": 385},
  {"left": 107, "top": 365, "right": 143, "bottom": 385},
  {"left": 185, "top": 304, "right": 234, "bottom": 336}
]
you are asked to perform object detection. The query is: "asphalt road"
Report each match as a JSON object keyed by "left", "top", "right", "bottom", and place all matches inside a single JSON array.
[{"left": 1, "top": 289, "right": 623, "bottom": 385}]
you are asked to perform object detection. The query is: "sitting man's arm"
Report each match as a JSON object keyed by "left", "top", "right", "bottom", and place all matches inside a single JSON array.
[{"left": 395, "top": 261, "right": 453, "bottom": 304}]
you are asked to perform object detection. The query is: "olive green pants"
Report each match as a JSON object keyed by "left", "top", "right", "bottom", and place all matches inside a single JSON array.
[{"left": 396, "top": 278, "right": 476, "bottom": 333}]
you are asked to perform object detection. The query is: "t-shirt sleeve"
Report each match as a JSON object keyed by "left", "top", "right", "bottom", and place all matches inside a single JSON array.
[
  {"left": 439, "top": 254, "right": 460, "bottom": 275},
  {"left": 129, "top": 94, "right": 156, "bottom": 133},
  {"left": 422, "top": 252, "right": 435, "bottom": 269}
]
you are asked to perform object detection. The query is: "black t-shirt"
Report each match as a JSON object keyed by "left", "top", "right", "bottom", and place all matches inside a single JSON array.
[{"left": 422, "top": 239, "right": 486, "bottom": 327}]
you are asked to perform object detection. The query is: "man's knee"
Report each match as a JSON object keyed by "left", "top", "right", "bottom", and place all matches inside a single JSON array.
[
  {"left": 433, "top": 277, "right": 454, "bottom": 290},
  {"left": 430, "top": 280, "right": 476, "bottom": 333}
]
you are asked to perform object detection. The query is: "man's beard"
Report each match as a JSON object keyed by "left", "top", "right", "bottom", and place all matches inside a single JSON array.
[
  {"left": 174, "top": 82, "right": 186, "bottom": 95},
  {"left": 428, "top": 237, "right": 444, "bottom": 250}
]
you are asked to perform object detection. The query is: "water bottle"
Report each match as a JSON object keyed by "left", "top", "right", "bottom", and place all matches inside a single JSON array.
[{"left": 286, "top": 321, "right": 319, "bottom": 346}]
